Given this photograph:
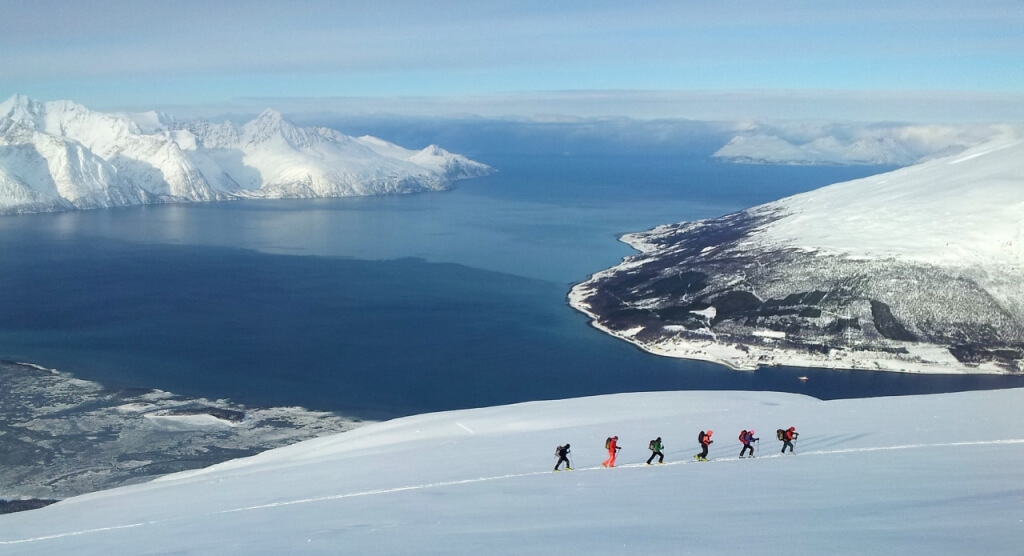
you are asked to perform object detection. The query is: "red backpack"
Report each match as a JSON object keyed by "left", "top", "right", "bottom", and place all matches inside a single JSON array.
[{"left": 739, "top": 430, "right": 747, "bottom": 442}]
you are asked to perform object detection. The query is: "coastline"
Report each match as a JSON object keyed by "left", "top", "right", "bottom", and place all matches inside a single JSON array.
[
  {"left": 0, "top": 360, "right": 365, "bottom": 500},
  {"left": 568, "top": 277, "right": 1010, "bottom": 377}
]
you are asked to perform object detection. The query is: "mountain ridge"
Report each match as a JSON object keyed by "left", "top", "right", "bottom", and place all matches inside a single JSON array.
[{"left": 0, "top": 95, "right": 491, "bottom": 214}]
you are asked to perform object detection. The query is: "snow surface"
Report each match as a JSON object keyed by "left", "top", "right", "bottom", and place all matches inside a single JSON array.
[
  {"left": 1, "top": 388, "right": 1022, "bottom": 555},
  {"left": 743, "top": 135, "right": 1024, "bottom": 268},
  {"left": 0, "top": 95, "right": 491, "bottom": 214}
]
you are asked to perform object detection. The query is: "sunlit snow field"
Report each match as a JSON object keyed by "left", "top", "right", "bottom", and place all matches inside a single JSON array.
[{"left": 2, "top": 388, "right": 1021, "bottom": 555}]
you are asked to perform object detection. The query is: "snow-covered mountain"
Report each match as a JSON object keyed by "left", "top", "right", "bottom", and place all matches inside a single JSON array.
[
  {"left": 712, "top": 121, "right": 1010, "bottom": 165},
  {"left": 1, "top": 387, "right": 1021, "bottom": 554},
  {"left": 0, "top": 95, "right": 491, "bottom": 214},
  {"left": 571, "top": 136, "right": 1024, "bottom": 373}
]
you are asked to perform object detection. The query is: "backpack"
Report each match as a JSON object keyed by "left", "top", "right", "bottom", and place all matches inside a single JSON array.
[
  {"left": 555, "top": 445, "right": 563, "bottom": 457},
  {"left": 698, "top": 431, "right": 706, "bottom": 444},
  {"left": 777, "top": 429, "right": 785, "bottom": 441},
  {"left": 648, "top": 439, "right": 655, "bottom": 450},
  {"left": 739, "top": 430, "right": 748, "bottom": 443},
  {"left": 605, "top": 437, "right": 612, "bottom": 449}
]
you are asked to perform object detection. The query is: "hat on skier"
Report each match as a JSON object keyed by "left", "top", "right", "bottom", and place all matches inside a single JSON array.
[{"left": 707, "top": 430, "right": 713, "bottom": 436}]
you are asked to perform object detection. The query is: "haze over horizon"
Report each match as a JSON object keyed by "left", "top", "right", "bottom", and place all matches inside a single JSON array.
[{"left": 2, "top": 1, "right": 1022, "bottom": 122}]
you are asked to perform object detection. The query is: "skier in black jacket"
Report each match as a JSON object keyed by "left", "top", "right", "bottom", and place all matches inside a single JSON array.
[
  {"left": 554, "top": 444, "right": 572, "bottom": 471},
  {"left": 695, "top": 430, "right": 713, "bottom": 461}
]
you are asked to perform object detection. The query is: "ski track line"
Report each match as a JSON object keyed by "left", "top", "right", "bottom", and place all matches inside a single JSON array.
[
  {"left": 3, "top": 438, "right": 1023, "bottom": 545},
  {"left": 0, "top": 521, "right": 157, "bottom": 545}
]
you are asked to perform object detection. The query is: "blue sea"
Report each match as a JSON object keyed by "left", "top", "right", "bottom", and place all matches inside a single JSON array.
[{"left": 1, "top": 153, "right": 1021, "bottom": 419}]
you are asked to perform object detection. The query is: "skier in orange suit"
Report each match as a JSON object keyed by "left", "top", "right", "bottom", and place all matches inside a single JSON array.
[{"left": 602, "top": 435, "right": 620, "bottom": 467}]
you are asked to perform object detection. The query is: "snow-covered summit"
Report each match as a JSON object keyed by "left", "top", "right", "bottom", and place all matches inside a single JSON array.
[{"left": 0, "top": 95, "right": 492, "bottom": 214}]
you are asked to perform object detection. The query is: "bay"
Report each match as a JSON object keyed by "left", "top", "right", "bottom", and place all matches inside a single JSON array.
[{"left": 1, "top": 154, "right": 1020, "bottom": 419}]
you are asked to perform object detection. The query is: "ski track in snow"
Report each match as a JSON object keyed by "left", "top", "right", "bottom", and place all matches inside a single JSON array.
[{"left": 3, "top": 438, "right": 1023, "bottom": 546}]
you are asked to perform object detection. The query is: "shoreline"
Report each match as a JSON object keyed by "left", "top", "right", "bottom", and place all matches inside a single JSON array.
[
  {"left": 567, "top": 280, "right": 1012, "bottom": 377},
  {"left": 0, "top": 360, "right": 365, "bottom": 500}
]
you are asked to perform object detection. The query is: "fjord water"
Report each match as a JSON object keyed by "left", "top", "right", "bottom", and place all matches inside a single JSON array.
[{"left": 1, "top": 154, "right": 1020, "bottom": 418}]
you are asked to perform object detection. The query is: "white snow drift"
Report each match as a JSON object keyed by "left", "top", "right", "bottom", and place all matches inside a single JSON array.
[
  {"left": 1, "top": 388, "right": 1022, "bottom": 555},
  {"left": 0, "top": 95, "right": 491, "bottom": 214}
]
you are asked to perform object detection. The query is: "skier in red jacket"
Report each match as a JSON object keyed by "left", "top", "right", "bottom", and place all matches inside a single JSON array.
[
  {"left": 781, "top": 426, "right": 799, "bottom": 454},
  {"left": 602, "top": 436, "right": 620, "bottom": 467}
]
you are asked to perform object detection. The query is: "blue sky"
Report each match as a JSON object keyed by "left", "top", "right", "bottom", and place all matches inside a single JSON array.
[{"left": 1, "top": 0, "right": 1022, "bottom": 121}]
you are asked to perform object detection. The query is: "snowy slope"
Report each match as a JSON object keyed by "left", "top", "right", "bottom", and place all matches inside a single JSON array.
[
  {"left": 571, "top": 136, "right": 1024, "bottom": 373},
  {"left": 743, "top": 136, "right": 1024, "bottom": 267},
  {"left": 1, "top": 388, "right": 1022, "bottom": 555},
  {"left": 0, "top": 95, "right": 491, "bottom": 214}
]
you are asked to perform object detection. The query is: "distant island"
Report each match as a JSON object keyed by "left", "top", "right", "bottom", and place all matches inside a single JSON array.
[
  {"left": 571, "top": 135, "right": 1024, "bottom": 374},
  {"left": 0, "top": 95, "right": 491, "bottom": 214}
]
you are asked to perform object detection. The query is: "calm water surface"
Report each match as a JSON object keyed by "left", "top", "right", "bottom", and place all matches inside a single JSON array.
[{"left": 1, "top": 154, "right": 1020, "bottom": 418}]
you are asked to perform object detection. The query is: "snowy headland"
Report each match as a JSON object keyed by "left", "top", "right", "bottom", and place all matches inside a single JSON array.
[
  {"left": 571, "top": 135, "right": 1024, "bottom": 375},
  {"left": 0, "top": 95, "right": 491, "bottom": 214},
  {"left": 1, "top": 388, "right": 1022, "bottom": 554}
]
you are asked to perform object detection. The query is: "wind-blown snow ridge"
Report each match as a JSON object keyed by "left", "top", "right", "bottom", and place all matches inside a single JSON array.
[{"left": 0, "top": 95, "right": 491, "bottom": 214}]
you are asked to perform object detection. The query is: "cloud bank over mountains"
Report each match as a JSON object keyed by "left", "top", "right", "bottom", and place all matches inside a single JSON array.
[{"left": 713, "top": 120, "right": 1014, "bottom": 165}]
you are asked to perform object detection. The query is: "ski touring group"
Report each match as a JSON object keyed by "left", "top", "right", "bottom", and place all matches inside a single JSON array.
[{"left": 553, "top": 426, "right": 798, "bottom": 471}]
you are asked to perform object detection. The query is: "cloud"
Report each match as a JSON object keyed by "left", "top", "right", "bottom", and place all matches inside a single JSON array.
[{"left": 156, "top": 90, "right": 1024, "bottom": 124}]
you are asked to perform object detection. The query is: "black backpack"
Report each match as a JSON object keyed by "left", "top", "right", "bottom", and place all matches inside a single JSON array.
[
  {"left": 605, "top": 437, "right": 612, "bottom": 449},
  {"left": 777, "top": 429, "right": 785, "bottom": 441},
  {"left": 698, "top": 431, "right": 706, "bottom": 444},
  {"left": 555, "top": 445, "right": 563, "bottom": 457}
]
